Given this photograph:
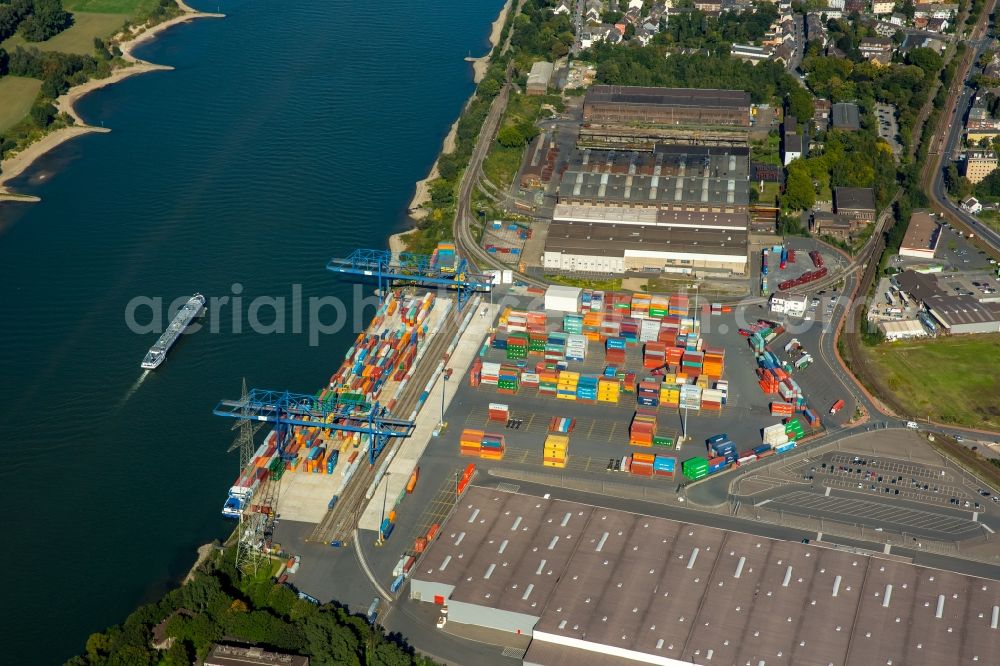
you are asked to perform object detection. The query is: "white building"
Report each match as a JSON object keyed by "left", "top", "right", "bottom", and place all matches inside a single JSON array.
[
  {"left": 783, "top": 134, "right": 803, "bottom": 166},
  {"left": 544, "top": 285, "right": 583, "bottom": 313},
  {"left": 961, "top": 196, "right": 983, "bottom": 214},
  {"left": 872, "top": 0, "right": 895, "bottom": 14},
  {"left": 879, "top": 319, "right": 928, "bottom": 341},
  {"left": 769, "top": 292, "right": 808, "bottom": 317}
]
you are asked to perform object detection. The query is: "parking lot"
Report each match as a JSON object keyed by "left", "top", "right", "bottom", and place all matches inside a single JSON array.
[{"left": 875, "top": 102, "right": 902, "bottom": 157}]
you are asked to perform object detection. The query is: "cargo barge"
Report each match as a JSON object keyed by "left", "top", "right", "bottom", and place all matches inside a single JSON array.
[{"left": 141, "top": 293, "right": 205, "bottom": 369}]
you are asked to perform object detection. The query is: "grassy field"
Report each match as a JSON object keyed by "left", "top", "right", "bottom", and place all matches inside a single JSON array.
[
  {"left": 2, "top": 13, "right": 128, "bottom": 55},
  {"left": 64, "top": 0, "right": 159, "bottom": 12},
  {"left": 0, "top": 77, "right": 42, "bottom": 132},
  {"left": 978, "top": 209, "right": 1000, "bottom": 235},
  {"left": 863, "top": 334, "right": 1000, "bottom": 429}
]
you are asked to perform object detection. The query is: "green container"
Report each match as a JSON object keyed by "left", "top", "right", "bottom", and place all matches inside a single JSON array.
[
  {"left": 682, "top": 456, "right": 709, "bottom": 479},
  {"left": 653, "top": 436, "right": 674, "bottom": 447}
]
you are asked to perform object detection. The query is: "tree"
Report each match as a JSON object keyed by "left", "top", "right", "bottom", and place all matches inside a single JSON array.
[
  {"left": 163, "top": 641, "right": 192, "bottom": 666},
  {"left": 497, "top": 125, "right": 525, "bottom": 147},
  {"left": 86, "top": 632, "right": 110, "bottom": 662},
  {"left": 429, "top": 179, "right": 454, "bottom": 207},
  {"left": 18, "top": 0, "right": 72, "bottom": 42},
  {"left": 478, "top": 77, "right": 501, "bottom": 97},
  {"left": 783, "top": 163, "right": 816, "bottom": 211},
  {"left": 786, "top": 87, "right": 815, "bottom": 124}
]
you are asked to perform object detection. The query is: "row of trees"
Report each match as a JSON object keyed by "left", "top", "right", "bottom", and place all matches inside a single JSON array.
[
  {"left": 0, "top": 0, "right": 71, "bottom": 43},
  {"left": 69, "top": 549, "right": 436, "bottom": 666},
  {"left": 660, "top": 4, "right": 779, "bottom": 52}
]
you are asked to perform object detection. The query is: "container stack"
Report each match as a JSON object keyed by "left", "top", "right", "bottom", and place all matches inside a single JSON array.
[
  {"left": 643, "top": 342, "right": 667, "bottom": 369},
  {"left": 460, "top": 429, "right": 484, "bottom": 456},
  {"left": 544, "top": 332, "right": 567, "bottom": 364},
  {"left": 630, "top": 293, "right": 651, "bottom": 319},
  {"left": 681, "top": 350, "right": 704, "bottom": 374},
  {"left": 659, "top": 383, "right": 680, "bottom": 408},
  {"left": 630, "top": 452, "right": 654, "bottom": 476},
  {"left": 582, "top": 312, "right": 603, "bottom": 340},
  {"left": 479, "top": 434, "right": 505, "bottom": 460},
  {"left": 557, "top": 371, "right": 579, "bottom": 401},
  {"left": 715, "top": 380, "right": 729, "bottom": 404},
  {"left": 538, "top": 370, "right": 559, "bottom": 397},
  {"left": 653, "top": 434, "right": 674, "bottom": 448},
  {"left": 506, "top": 333, "right": 528, "bottom": 360},
  {"left": 488, "top": 403, "right": 510, "bottom": 422},
  {"left": 469, "top": 358, "right": 482, "bottom": 387},
  {"left": 528, "top": 331, "right": 547, "bottom": 356},
  {"left": 778, "top": 377, "right": 803, "bottom": 405},
  {"left": 637, "top": 379, "right": 660, "bottom": 407},
  {"left": 639, "top": 318, "right": 661, "bottom": 343},
  {"left": 784, "top": 417, "right": 805, "bottom": 441},
  {"left": 548, "top": 416, "right": 575, "bottom": 433},
  {"left": 563, "top": 313, "right": 583, "bottom": 334},
  {"left": 505, "top": 310, "right": 527, "bottom": 333},
  {"left": 680, "top": 385, "right": 702, "bottom": 412},
  {"left": 682, "top": 456, "right": 709, "bottom": 480},
  {"left": 481, "top": 361, "right": 501, "bottom": 386},
  {"left": 498, "top": 365, "right": 520, "bottom": 395},
  {"left": 649, "top": 295, "right": 669, "bottom": 319},
  {"left": 543, "top": 434, "right": 569, "bottom": 468},
  {"left": 576, "top": 375, "right": 598, "bottom": 402},
  {"left": 668, "top": 294, "right": 689, "bottom": 317},
  {"left": 762, "top": 423, "right": 790, "bottom": 447},
  {"left": 605, "top": 337, "right": 627, "bottom": 364},
  {"left": 700, "top": 388, "right": 724, "bottom": 411},
  {"left": 709, "top": 439, "right": 737, "bottom": 464},
  {"left": 803, "top": 407, "right": 821, "bottom": 428},
  {"left": 597, "top": 377, "right": 621, "bottom": 403},
  {"left": 629, "top": 408, "right": 657, "bottom": 446},
  {"left": 566, "top": 334, "right": 587, "bottom": 361},
  {"left": 707, "top": 456, "right": 728, "bottom": 473},
  {"left": 702, "top": 346, "right": 725, "bottom": 378},
  {"left": 526, "top": 311, "right": 547, "bottom": 334},
  {"left": 770, "top": 402, "right": 795, "bottom": 417},
  {"left": 620, "top": 319, "right": 639, "bottom": 345},
  {"left": 653, "top": 455, "right": 676, "bottom": 478}
]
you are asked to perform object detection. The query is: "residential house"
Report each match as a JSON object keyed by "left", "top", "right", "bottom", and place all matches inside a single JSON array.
[
  {"left": 914, "top": 3, "right": 958, "bottom": 19},
  {"left": 552, "top": 0, "right": 573, "bottom": 15},
  {"left": 966, "top": 105, "right": 1000, "bottom": 143},
  {"left": 813, "top": 98, "right": 832, "bottom": 128},
  {"left": 205, "top": 645, "right": 309, "bottom": 666},
  {"left": 731, "top": 43, "right": 772, "bottom": 64},
  {"left": 584, "top": 0, "right": 602, "bottom": 22},
  {"left": 873, "top": 0, "right": 895, "bottom": 13},
  {"left": 783, "top": 133, "right": 804, "bottom": 165},
  {"left": 859, "top": 37, "right": 894, "bottom": 60},
  {"left": 826, "top": 0, "right": 846, "bottom": 8},
  {"left": 870, "top": 51, "right": 893, "bottom": 67},
  {"left": 806, "top": 13, "right": 827, "bottom": 44},
  {"left": 694, "top": 0, "right": 722, "bottom": 13},
  {"left": 889, "top": 12, "right": 906, "bottom": 26},
  {"left": 844, "top": 0, "right": 865, "bottom": 12},
  {"left": 926, "top": 17, "right": 949, "bottom": 32},
  {"left": 872, "top": 21, "right": 900, "bottom": 38},
  {"left": 772, "top": 42, "right": 795, "bottom": 66},
  {"left": 961, "top": 196, "right": 983, "bottom": 214}
]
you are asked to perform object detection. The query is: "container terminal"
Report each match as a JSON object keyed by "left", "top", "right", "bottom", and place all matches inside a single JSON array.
[{"left": 212, "top": 243, "right": 1000, "bottom": 665}]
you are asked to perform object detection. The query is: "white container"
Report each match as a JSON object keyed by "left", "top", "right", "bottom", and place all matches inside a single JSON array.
[{"left": 545, "top": 285, "right": 582, "bottom": 313}]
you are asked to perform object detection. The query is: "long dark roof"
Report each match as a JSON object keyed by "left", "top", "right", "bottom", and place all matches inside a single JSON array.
[
  {"left": 585, "top": 85, "right": 751, "bottom": 109},
  {"left": 544, "top": 221, "right": 748, "bottom": 257}
]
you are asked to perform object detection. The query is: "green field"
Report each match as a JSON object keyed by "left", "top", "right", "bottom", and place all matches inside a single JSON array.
[
  {"left": 863, "top": 334, "right": 1000, "bottom": 429},
  {"left": 0, "top": 77, "right": 42, "bottom": 132},
  {"left": 2, "top": 12, "right": 128, "bottom": 55},
  {"left": 64, "top": 0, "right": 159, "bottom": 12}
]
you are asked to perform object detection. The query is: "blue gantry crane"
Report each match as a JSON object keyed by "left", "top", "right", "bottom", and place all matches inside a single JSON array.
[
  {"left": 326, "top": 249, "right": 492, "bottom": 310},
  {"left": 213, "top": 388, "right": 416, "bottom": 465}
]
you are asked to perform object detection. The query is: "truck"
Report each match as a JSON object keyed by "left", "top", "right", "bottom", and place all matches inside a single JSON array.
[
  {"left": 830, "top": 399, "right": 845, "bottom": 415},
  {"left": 367, "top": 597, "right": 380, "bottom": 624}
]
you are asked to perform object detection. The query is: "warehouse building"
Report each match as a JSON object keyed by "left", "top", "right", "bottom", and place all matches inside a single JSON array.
[
  {"left": 895, "top": 270, "right": 1000, "bottom": 334},
  {"left": 583, "top": 86, "right": 752, "bottom": 127},
  {"left": 899, "top": 210, "right": 940, "bottom": 259},
  {"left": 542, "top": 144, "right": 750, "bottom": 277},
  {"left": 879, "top": 319, "right": 928, "bottom": 340},
  {"left": 410, "top": 487, "right": 1000, "bottom": 666},
  {"left": 834, "top": 186, "right": 877, "bottom": 221},
  {"left": 527, "top": 61, "right": 555, "bottom": 96},
  {"left": 831, "top": 102, "right": 861, "bottom": 131}
]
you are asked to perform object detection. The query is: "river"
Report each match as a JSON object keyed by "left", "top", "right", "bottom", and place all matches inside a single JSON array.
[{"left": 0, "top": 0, "right": 502, "bottom": 661}]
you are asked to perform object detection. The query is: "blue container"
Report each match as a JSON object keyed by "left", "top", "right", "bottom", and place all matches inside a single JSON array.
[
  {"left": 707, "top": 433, "right": 729, "bottom": 445},
  {"left": 492, "top": 338, "right": 508, "bottom": 349},
  {"left": 487, "top": 247, "right": 497, "bottom": 253},
  {"left": 380, "top": 519, "right": 395, "bottom": 539},
  {"left": 776, "top": 442, "right": 796, "bottom": 454},
  {"left": 390, "top": 573, "right": 405, "bottom": 593},
  {"left": 708, "top": 460, "right": 727, "bottom": 473},
  {"left": 753, "top": 444, "right": 773, "bottom": 455},
  {"left": 328, "top": 494, "right": 339, "bottom": 510}
]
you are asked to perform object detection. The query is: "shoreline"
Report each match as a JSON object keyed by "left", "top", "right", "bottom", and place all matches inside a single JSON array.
[
  {"left": 397, "top": 0, "right": 513, "bottom": 250},
  {"left": 0, "top": 1, "right": 225, "bottom": 202}
]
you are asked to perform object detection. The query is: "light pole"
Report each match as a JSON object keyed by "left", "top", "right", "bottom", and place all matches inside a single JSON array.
[
  {"left": 377, "top": 472, "right": 392, "bottom": 546},
  {"left": 680, "top": 283, "right": 699, "bottom": 444}
]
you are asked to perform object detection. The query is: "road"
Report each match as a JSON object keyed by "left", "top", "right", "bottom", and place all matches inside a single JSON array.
[{"left": 927, "top": 8, "right": 1000, "bottom": 257}]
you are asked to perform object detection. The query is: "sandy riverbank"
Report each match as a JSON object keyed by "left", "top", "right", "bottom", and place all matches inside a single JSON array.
[
  {"left": 0, "top": 1, "right": 224, "bottom": 201},
  {"left": 404, "top": 0, "right": 513, "bottom": 227}
]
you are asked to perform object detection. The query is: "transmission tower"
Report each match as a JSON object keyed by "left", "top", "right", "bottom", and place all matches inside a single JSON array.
[{"left": 231, "top": 379, "right": 279, "bottom": 577}]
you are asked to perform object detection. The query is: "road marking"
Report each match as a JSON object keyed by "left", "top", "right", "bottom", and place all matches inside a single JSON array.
[
  {"left": 883, "top": 544, "right": 892, "bottom": 554},
  {"left": 816, "top": 532, "right": 823, "bottom": 541},
  {"left": 757, "top": 499, "right": 773, "bottom": 506},
  {"left": 983, "top": 524, "right": 995, "bottom": 534},
  {"left": 973, "top": 511, "right": 979, "bottom": 522},
  {"left": 825, "top": 486, "right": 831, "bottom": 496}
]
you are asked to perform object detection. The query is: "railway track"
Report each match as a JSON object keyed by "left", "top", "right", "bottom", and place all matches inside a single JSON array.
[{"left": 306, "top": 306, "right": 462, "bottom": 545}]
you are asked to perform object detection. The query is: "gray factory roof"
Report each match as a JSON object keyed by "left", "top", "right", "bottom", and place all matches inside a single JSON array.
[
  {"left": 832, "top": 102, "right": 861, "bottom": 130},
  {"left": 926, "top": 294, "right": 1000, "bottom": 328},
  {"left": 896, "top": 269, "right": 944, "bottom": 299},
  {"left": 585, "top": 85, "right": 751, "bottom": 110},
  {"left": 415, "top": 487, "right": 1000, "bottom": 666},
  {"left": 835, "top": 186, "right": 877, "bottom": 213},
  {"left": 558, "top": 171, "right": 749, "bottom": 207},
  {"left": 568, "top": 146, "right": 749, "bottom": 180},
  {"left": 528, "top": 61, "right": 554, "bottom": 88},
  {"left": 553, "top": 203, "right": 748, "bottom": 230},
  {"left": 544, "top": 221, "right": 749, "bottom": 257}
]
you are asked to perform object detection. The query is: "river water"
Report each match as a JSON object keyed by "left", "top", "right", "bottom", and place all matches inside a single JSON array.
[{"left": 0, "top": 0, "right": 501, "bottom": 660}]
